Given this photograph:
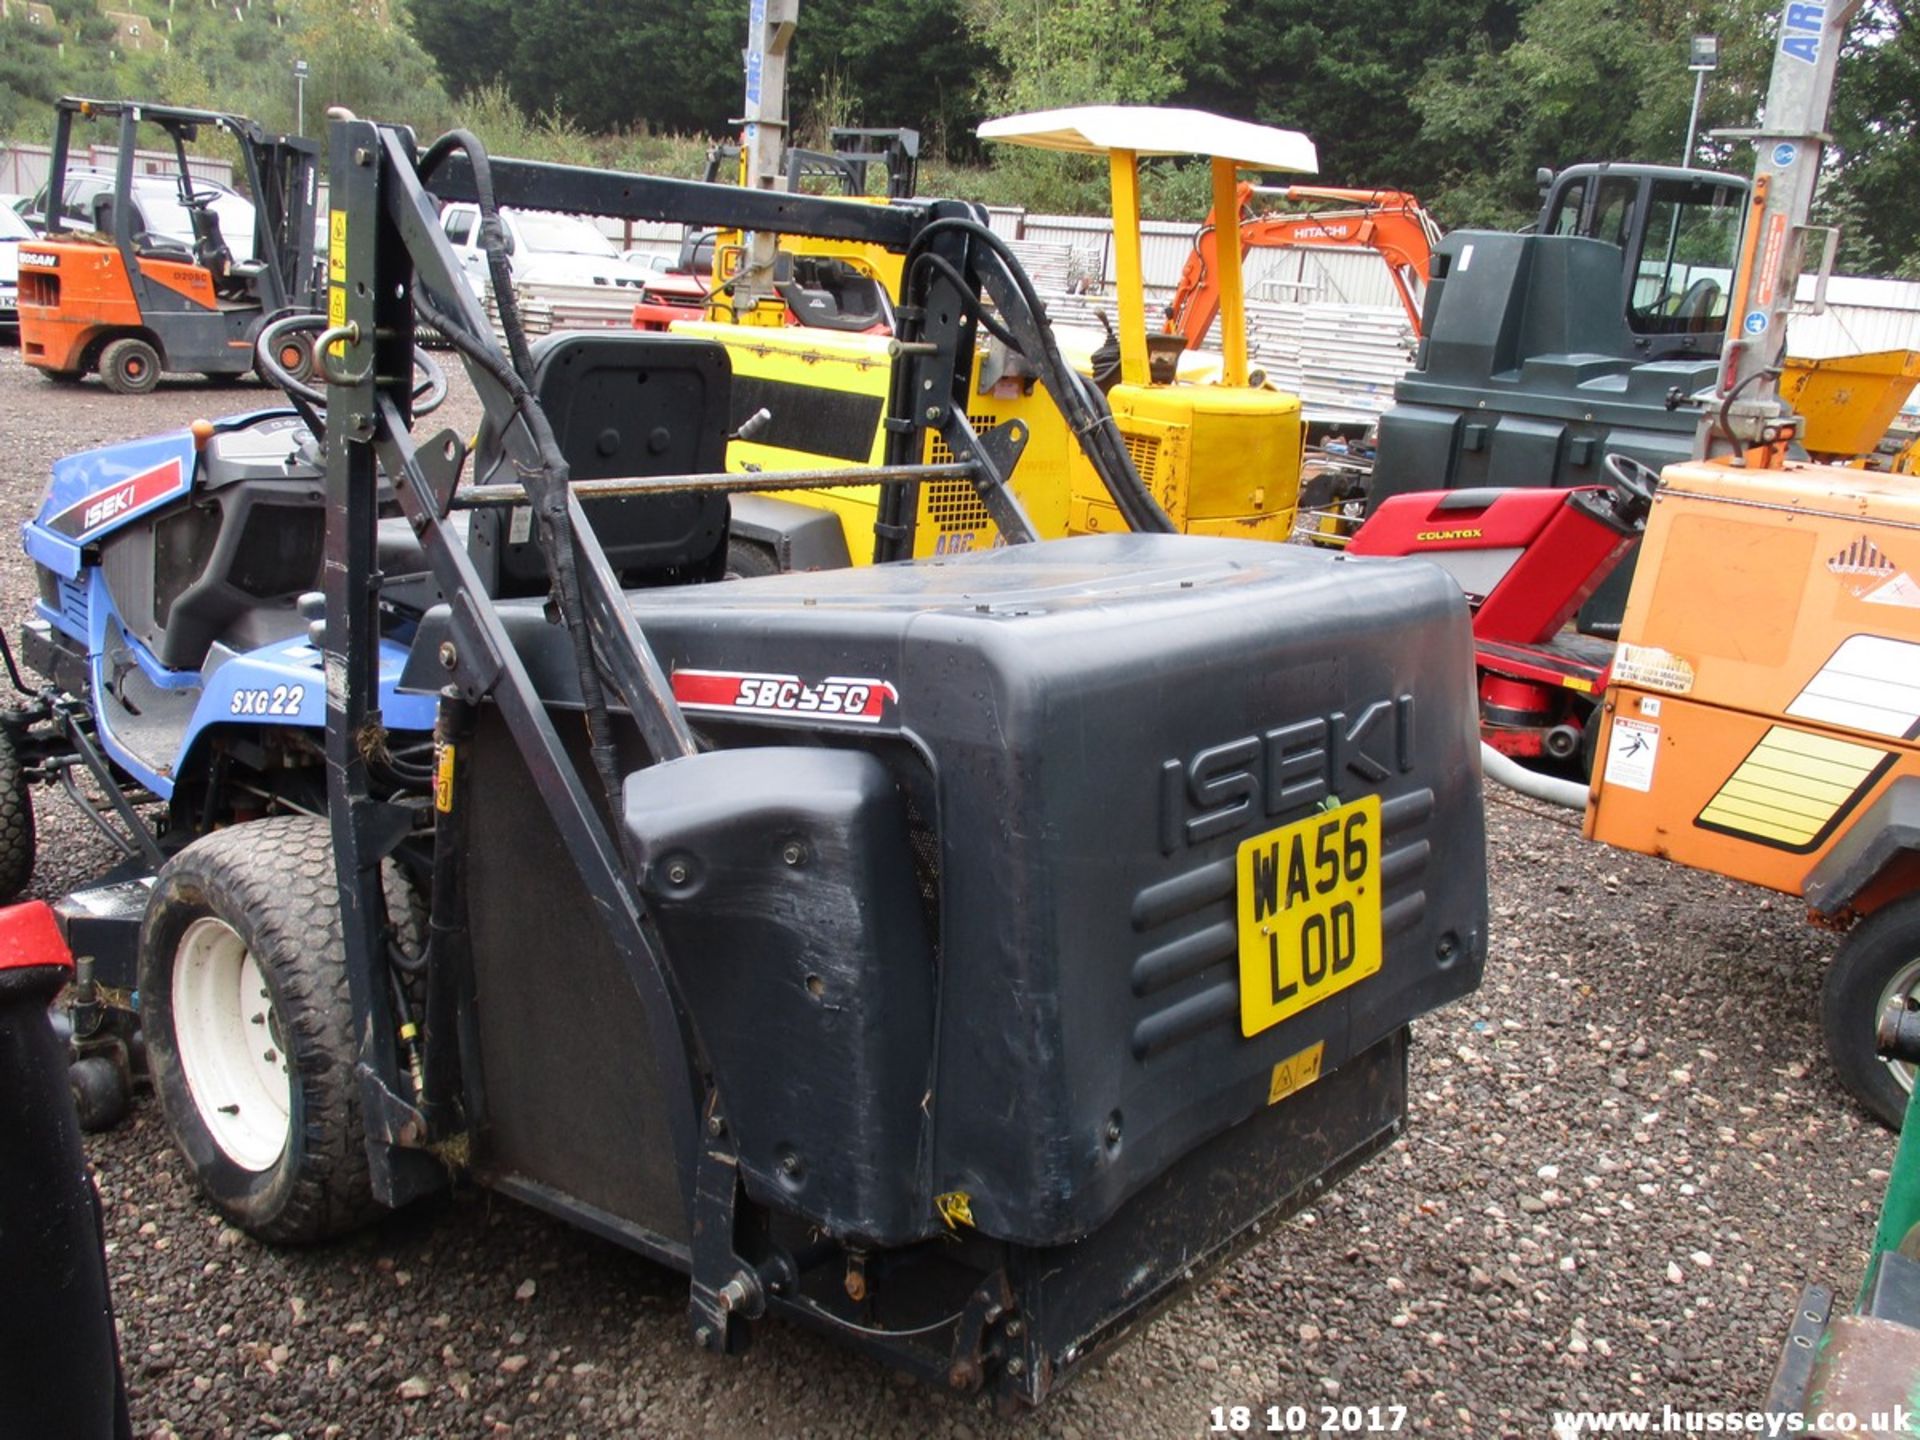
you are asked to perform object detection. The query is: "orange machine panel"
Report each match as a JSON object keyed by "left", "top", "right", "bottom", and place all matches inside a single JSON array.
[{"left": 1587, "top": 458, "right": 1920, "bottom": 898}]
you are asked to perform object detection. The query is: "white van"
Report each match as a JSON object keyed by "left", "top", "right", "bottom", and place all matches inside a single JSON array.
[{"left": 438, "top": 204, "right": 649, "bottom": 297}]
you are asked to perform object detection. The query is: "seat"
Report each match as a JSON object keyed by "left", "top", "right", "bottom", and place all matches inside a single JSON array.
[{"left": 384, "top": 333, "right": 735, "bottom": 596}]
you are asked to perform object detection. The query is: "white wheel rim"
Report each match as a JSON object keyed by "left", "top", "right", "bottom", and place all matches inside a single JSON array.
[
  {"left": 172, "top": 916, "right": 291, "bottom": 1171},
  {"left": 1881, "top": 957, "right": 1920, "bottom": 1099}
]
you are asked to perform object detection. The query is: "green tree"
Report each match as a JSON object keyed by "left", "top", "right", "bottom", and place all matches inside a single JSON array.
[
  {"left": 964, "top": 0, "right": 1226, "bottom": 213},
  {"left": 1176, "top": 0, "right": 1522, "bottom": 191},
  {"left": 1822, "top": 0, "right": 1919, "bottom": 277},
  {"left": 1413, "top": 0, "right": 1779, "bottom": 229},
  {"left": 787, "top": 0, "right": 996, "bottom": 157}
]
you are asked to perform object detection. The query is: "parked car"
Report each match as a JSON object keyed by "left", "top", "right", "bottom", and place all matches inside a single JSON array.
[
  {"left": 438, "top": 203, "right": 647, "bottom": 296},
  {"left": 19, "top": 169, "right": 255, "bottom": 260},
  {"left": 0, "top": 204, "right": 30, "bottom": 336}
]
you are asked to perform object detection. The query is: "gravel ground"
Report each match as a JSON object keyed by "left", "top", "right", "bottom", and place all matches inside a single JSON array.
[{"left": 0, "top": 348, "right": 1897, "bottom": 1439}]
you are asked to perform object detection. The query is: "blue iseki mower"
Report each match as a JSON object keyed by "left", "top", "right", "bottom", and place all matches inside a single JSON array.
[{"left": 3, "top": 325, "right": 446, "bottom": 1131}]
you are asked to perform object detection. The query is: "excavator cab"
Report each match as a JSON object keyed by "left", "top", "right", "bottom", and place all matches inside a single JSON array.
[{"left": 1536, "top": 163, "right": 1747, "bottom": 354}]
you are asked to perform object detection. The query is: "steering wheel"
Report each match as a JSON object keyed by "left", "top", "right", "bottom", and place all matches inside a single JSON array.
[
  {"left": 254, "top": 311, "right": 448, "bottom": 416},
  {"left": 1673, "top": 277, "right": 1721, "bottom": 328},
  {"left": 1602, "top": 452, "right": 1661, "bottom": 515}
]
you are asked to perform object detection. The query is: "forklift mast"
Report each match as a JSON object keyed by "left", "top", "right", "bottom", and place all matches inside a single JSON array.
[{"left": 1701, "top": 0, "right": 1862, "bottom": 457}]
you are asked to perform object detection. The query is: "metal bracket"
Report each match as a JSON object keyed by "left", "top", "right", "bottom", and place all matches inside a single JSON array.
[
  {"left": 414, "top": 428, "right": 466, "bottom": 517},
  {"left": 1765, "top": 1283, "right": 1832, "bottom": 1415},
  {"left": 944, "top": 1269, "right": 1015, "bottom": 1392},
  {"left": 938, "top": 410, "right": 1038, "bottom": 545},
  {"left": 355, "top": 1059, "right": 430, "bottom": 1149},
  {"left": 686, "top": 1129, "right": 764, "bottom": 1356}
]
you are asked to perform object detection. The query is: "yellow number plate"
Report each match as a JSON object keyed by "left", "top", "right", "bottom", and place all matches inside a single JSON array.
[{"left": 1235, "top": 795, "right": 1382, "bottom": 1037}]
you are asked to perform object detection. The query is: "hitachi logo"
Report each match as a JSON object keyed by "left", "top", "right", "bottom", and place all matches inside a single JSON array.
[{"left": 1158, "top": 695, "right": 1415, "bottom": 853}]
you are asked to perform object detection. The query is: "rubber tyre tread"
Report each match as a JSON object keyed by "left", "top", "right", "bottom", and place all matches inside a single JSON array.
[
  {"left": 100, "top": 336, "right": 161, "bottom": 396},
  {"left": 0, "top": 726, "right": 36, "bottom": 903},
  {"left": 725, "top": 538, "right": 783, "bottom": 579},
  {"left": 142, "top": 814, "right": 380, "bottom": 1242},
  {"left": 70, "top": 1056, "right": 129, "bottom": 1133},
  {"left": 1821, "top": 895, "right": 1920, "bottom": 1131}
]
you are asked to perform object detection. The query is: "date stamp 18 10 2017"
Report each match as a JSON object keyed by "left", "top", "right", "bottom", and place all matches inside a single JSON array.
[{"left": 1209, "top": 1404, "right": 1409, "bottom": 1435}]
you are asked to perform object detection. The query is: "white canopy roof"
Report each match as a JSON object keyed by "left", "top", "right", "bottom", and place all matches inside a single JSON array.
[{"left": 978, "top": 105, "right": 1317, "bottom": 174}]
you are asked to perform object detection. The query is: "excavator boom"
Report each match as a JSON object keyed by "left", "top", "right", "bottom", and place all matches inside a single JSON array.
[{"left": 1165, "top": 181, "right": 1442, "bottom": 346}]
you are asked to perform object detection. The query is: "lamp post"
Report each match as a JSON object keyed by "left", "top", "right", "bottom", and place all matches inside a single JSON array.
[
  {"left": 1683, "top": 35, "right": 1718, "bottom": 168},
  {"left": 293, "top": 59, "right": 308, "bottom": 136}
]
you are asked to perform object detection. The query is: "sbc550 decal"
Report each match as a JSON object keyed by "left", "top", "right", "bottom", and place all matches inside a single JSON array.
[{"left": 672, "top": 669, "right": 898, "bottom": 724}]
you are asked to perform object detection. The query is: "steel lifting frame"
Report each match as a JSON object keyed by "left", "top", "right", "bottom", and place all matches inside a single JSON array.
[{"left": 317, "top": 116, "right": 1051, "bottom": 1351}]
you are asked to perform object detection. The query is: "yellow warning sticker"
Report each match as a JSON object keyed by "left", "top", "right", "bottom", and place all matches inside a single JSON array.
[
  {"left": 1611, "top": 642, "right": 1696, "bottom": 696},
  {"left": 1267, "top": 1040, "right": 1327, "bottom": 1106},
  {"left": 328, "top": 210, "right": 347, "bottom": 282},
  {"left": 433, "top": 742, "right": 456, "bottom": 813},
  {"left": 1697, "top": 725, "right": 1889, "bottom": 850},
  {"left": 326, "top": 282, "right": 346, "bottom": 359}
]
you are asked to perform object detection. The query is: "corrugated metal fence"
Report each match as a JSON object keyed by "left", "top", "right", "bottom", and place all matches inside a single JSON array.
[{"left": 1, "top": 142, "right": 233, "bottom": 199}]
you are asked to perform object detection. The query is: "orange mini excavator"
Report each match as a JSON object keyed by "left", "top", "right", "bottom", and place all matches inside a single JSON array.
[
  {"left": 1163, "top": 182, "right": 1443, "bottom": 344},
  {"left": 17, "top": 97, "right": 320, "bottom": 393}
]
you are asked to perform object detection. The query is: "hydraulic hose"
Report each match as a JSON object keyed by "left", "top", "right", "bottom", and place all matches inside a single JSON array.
[
  {"left": 407, "top": 141, "right": 625, "bottom": 814},
  {"left": 1479, "top": 743, "right": 1590, "bottom": 811},
  {"left": 900, "top": 216, "right": 1176, "bottom": 535},
  {"left": 417, "top": 128, "right": 534, "bottom": 385}
]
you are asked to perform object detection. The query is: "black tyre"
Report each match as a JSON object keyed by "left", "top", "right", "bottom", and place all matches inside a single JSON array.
[
  {"left": 140, "top": 815, "right": 380, "bottom": 1242},
  {"left": 257, "top": 329, "right": 314, "bottom": 388},
  {"left": 69, "top": 1056, "right": 130, "bottom": 1133},
  {"left": 99, "top": 336, "right": 161, "bottom": 396},
  {"left": 0, "top": 725, "right": 36, "bottom": 904},
  {"left": 725, "top": 538, "right": 782, "bottom": 579},
  {"left": 1821, "top": 895, "right": 1920, "bottom": 1130}
]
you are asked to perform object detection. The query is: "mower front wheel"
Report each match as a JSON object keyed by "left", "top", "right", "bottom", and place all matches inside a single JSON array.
[
  {"left": 100, "top": 336, "right": 162, "bottom": 396},
  {"left": 141, "top": 816, "right": 380, "bottom": 1243},
  {"left": 0, "top": 725, "right": 38, "bottom": 904},
  {"left": 1821, "top": 895, "right": 1920, "bottom": 1130}
]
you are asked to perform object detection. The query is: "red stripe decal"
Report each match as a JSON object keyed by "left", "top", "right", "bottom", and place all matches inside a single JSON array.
[{"left": 48, "top": 457, "right": 186, "bottom": 540}]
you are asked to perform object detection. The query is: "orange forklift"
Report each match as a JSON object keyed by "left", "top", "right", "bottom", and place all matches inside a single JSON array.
[{"left": 17, "top": 97, "right": 321, "bottom": 393}]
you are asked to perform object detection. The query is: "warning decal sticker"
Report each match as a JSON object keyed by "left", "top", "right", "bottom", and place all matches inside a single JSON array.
[
  {"left": 1696, "top": 725, "right": 1891, "bottom": 852},
  {"left": 1829, "top": 535, "right": 1896, "bottom": 579},
  {"left": 1603, "top": 716, "right": 1661, "bottom": 793},
  {"left": 1611, "top": 643, "right": 1696, "bottom": 696},
  {"left": 1784, "top": 635, "right": 1920, "bottom": 740}
]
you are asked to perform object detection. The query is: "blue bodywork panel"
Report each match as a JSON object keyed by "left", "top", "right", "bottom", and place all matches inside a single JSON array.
[
  {"left": 23, "top": 413, "right": 434, "bottom": 799},
  {"left": 21, "top": 410, "right": 295, "bottom": 580},
  {"left": 90, "top": 626, "right": 434, "bottom": 800}
]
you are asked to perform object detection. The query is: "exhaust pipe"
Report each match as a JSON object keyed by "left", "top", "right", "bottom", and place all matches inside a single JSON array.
[{"left": 1480, "top": 743, "right": 1590, "bottom": 811}]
